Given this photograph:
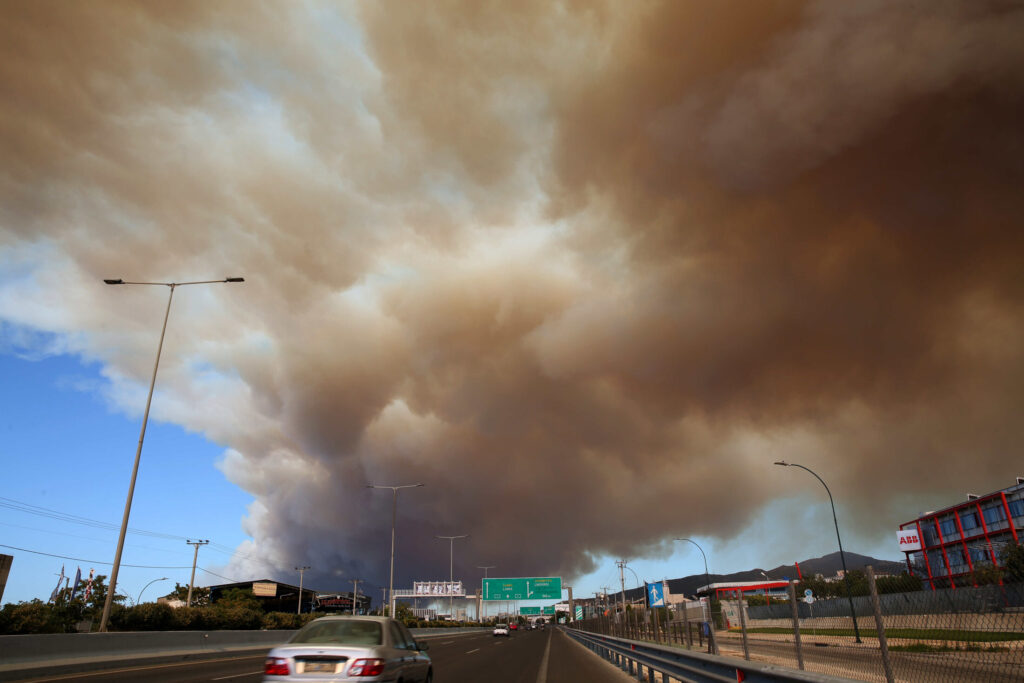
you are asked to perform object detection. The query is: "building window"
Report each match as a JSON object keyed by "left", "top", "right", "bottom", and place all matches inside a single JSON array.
[
  {"left": 968, "top": 546, "right": 991, "bottom": 565},
  {"left": 939, "top": 518, "right": 957, "bottom": 537},
  {"left": 1009, "top": 499, "right": 1024, "bottom": 519},
  {"left": 923, "top": 526, "right": 939, "bottom": 546},
  {"left": 959, "top": 510, "right": 979, "bottom": 532},
  {"left": 947, "top": 547, "right": 967, "bottom": 568},
  {"left": 982, "top": 505, "right": 1006, "bottom": 525}
]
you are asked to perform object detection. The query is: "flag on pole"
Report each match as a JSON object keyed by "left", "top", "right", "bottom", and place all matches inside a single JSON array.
[
  {"left": 50, "top": 565, "right": 66, "bottom": 603},
  {"left": 84, "top": 568, "right": 95, "bottom": 602},
  {"left": 70, "top": 567, "right": 83, "bottom": 601}
]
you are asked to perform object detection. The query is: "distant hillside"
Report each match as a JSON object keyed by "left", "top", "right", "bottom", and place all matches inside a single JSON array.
[{"left": 613, "top": 551, "right": 906, "bottom": 602}]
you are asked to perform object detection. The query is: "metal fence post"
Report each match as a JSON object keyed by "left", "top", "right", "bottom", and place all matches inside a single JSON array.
[
  {"left": 787, "top": 580, "right": 805, "bottom": 671},
  {"left": 737, "top": 590, "right": 750, "bottom": 661},
  {"left": 866, "top": 566, "right": 895, "bottom": 683},
  {"left": 682, "top": 602, "right": 691, "bottom": 648}
]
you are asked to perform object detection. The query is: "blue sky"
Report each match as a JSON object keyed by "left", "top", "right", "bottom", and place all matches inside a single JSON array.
[{"left": 1, "top": 349, "right": 253, "bottom": 605}]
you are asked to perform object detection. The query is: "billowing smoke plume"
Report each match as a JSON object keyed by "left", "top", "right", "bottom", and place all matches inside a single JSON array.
[{"left": 2, "top": 0, "right": 1023, "bottom": 590}]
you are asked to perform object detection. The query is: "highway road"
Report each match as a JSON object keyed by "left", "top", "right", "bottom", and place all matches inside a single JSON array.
[{"left": 20, "top": 627, "right": 635, "bottom": 683}]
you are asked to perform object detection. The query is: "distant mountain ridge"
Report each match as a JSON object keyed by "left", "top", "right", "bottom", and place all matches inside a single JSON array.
[{"left": 612, "top": 552, "right": 906, "bottom": 601}]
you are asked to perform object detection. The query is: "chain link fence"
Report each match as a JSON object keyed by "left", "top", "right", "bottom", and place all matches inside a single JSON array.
[{"left": 573, "top": 563, "right": 1024, "bottom": 682}]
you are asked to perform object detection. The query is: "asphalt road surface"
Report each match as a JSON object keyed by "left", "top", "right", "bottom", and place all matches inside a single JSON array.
[{"left": 21, "top": 627, "right": 635, "bottom": 683}]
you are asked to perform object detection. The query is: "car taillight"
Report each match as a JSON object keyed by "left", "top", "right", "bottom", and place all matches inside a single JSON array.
[
  {"left": 349, "top": 658, "right": 386, "bottom": 676},
  {"left": 264, "top": 656, "right": 290, "bottom": 676}
]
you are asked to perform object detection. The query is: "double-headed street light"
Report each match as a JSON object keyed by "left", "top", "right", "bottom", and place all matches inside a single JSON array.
[
  {"left": 367, "top": 483, "right": 424, "bottom": 617},
  {"left": 436, "top": 535, "right": 468, "bottom": 621},
  {"left": 99, "top": 276, "right": 244, "bottom": 632},
  {"left": 774, "top": 460, "right": 862, "bottom": 643}
]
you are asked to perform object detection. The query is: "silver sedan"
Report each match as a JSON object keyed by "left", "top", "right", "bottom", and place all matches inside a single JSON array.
[{"left": 263, "top": 615, "right": 432, "bottom": 682}]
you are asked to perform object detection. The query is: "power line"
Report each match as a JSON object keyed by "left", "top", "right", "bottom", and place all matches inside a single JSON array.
[
  {"left": 0, "top": 544, "right": 241, "bottom": 585},
  {"left": 0, "top": 496, "right": 187, "bottom": 541},
  {"left": 0, "top": 495, "right": 262, "bottom": 562},
  {"left": 0, "top": 543, "right": 191, "bottom": 569}
]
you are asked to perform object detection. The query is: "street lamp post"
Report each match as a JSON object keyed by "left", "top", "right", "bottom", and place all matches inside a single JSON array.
[
  {"left": 135, "top": 577, "right": 168, "bottom": 606},
  {"left": 477, "top": 565, "right": 494, "bottom": 621},
  {"left": 367, "top": 483, "right": 423, "bottom": 617},
  {"left": 774, "top": 460, "right": 862, "bottom": 643},
  {"left": 99, "top": 277, "right": 243, "bottom": 632},
  {"left": 436, "top": 535, "right": 468, "bottom": 621},
  {"left": 674, "top": 538, "right": 718, "bottom": 654},
  {"left": 674, "top": 538, "right": 712, "bottom": 598}
]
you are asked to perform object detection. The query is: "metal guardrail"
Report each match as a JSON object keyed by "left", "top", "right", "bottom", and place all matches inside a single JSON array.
[{"left": 565, "top": 628, "right": 860, "bottom": 683}]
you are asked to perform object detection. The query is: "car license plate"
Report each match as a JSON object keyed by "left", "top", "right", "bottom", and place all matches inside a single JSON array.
[{"left": 304, "top": 661, "right": 336, "bottom": 673}]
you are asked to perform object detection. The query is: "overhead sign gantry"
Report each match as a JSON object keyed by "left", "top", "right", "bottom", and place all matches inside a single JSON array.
[{"left": 482, "top": 577, "right": 561, "bottom": 600}]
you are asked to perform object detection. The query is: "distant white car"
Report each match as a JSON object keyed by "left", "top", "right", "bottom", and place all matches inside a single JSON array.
[{"left": 493, "top": 624, "right": 510, "bottom": 637}]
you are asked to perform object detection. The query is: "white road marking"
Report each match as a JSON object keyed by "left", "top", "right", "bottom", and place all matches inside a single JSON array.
[
  {"left": 211, "top": 672, "right": 263, "bottom": 680},
  {"left": 466, "top": 648, "right": 480, "bottom": 654},
  {"left": 441, "top": 640, "right": 455, "bottom": 645},
  {"left": 535, "top": 628, "right": 552, "bottom": 683}
]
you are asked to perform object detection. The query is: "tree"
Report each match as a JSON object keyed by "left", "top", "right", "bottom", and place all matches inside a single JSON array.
[
  {"left": 164, "top": 582, "right": 210, "bottom": 607},
  {"left": 1002, "top": 543, "right": 1024, "bottom": 583},
  {"left": 217, "top": 587, "right": 262, "bottom": 611}
]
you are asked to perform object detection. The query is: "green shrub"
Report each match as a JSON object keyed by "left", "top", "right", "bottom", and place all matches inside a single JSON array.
[
  {"left": 261, "top": 611, "right": 307, "bottom": 630},
  {"left": 118, "top": 602, "right": 175, "bottom": 631}
]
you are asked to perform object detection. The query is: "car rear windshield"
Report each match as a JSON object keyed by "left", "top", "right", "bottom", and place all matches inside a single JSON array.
[{"left": 290, "top": 620, "right": 383, "bottom": 645}]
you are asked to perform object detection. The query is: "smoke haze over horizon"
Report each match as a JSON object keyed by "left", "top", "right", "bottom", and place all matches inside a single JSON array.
[{"left": 2, "top": 0, "right": 1023, "bottom": 592}]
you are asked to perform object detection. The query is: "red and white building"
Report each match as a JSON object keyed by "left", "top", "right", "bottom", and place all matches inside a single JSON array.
[{"left": 898, "top": 477, "right": 1024, "bottom": 589}]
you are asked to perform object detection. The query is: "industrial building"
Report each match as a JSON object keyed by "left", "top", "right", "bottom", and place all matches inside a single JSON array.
[{"left": 898, "top": 477, "right": 1024, "bottom": 589}]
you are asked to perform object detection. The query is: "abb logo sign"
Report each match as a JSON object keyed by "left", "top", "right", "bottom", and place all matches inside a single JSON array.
[{"left": 898, "top": 530, "right": 922, "bottom": 551}]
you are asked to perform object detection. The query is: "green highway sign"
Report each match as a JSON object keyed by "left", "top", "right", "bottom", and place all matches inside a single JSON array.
[
  {"left": 520, "top": 606, "right": 541, "bottom": 615},
  {"left": 543, "top": 605, "right": 556, "bottom": 615},
  {"left": 483, "top": 577, "right": 562, "bottom": 601}
]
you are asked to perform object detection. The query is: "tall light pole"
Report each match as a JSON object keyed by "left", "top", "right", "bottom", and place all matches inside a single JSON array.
[
  {"left": 99, "top": 276, "right": 244, "bottom": 631},
  {"left": 185, "top": 539, "right": 209, "bottom": 607},
  {"left": 436, "top": 534, "right": 468, "bottom": 620},
  {"left": 135, "top": 576, "right": 168, "bottom": 606},
  {"left": 477, "top": 565, "right": 494, "bottom": 621},
  {"left": 367, "top": 483, "right": 423, "bottom": 617},
  {"left": 774, "top": 460, "right": 862, "bottom": 643},
  {"left": 295, "top": 566, "right": 311, "bottom": 614}
]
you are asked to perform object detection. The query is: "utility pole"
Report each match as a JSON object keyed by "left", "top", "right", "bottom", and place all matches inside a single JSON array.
[
  {"left": 380, "top": 587, "right": 387, "bottom": 614},
  {"left": 185, "top": 540, "right": 209, "bottom": 607},
  {"left": 567, "top": 585, "right": 574, "bottom": 622},
  {"left": 351, "top": 578, "right": 362, "bottom": 615},
  {"left": 617, "top": 560, "right": 627, "bottom": 616},
  {"left": 295, "top": 566, "right": 311, "bottom": 615}
]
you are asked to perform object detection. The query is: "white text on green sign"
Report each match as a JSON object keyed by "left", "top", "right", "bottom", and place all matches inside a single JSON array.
[{"left": 482, "top": 577, "right": 562, "bottom": 600}]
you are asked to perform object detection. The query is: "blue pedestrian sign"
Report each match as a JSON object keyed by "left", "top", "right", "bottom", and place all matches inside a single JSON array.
[{"left": 646, "top": 581, "right": 666, "bottom": 608}]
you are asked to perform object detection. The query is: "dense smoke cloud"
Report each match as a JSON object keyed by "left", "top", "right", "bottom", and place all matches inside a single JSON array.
[{"left": 2, "top": 0, "right": 1023, "bottom": 590}]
